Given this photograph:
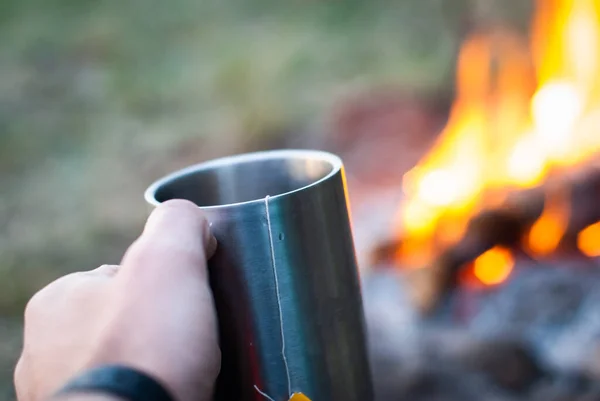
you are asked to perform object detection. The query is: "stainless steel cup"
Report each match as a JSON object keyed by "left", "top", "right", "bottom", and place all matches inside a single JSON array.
[{"left": 145, "top": 149, "right": 372, "bottom": 401}]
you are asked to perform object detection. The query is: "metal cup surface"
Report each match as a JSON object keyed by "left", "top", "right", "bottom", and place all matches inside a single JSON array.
[{"left": 145, "top": 150, "right": 373, "bottom": 401}]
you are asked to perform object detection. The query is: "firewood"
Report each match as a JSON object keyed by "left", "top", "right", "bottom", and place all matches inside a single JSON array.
[{"left": 371, "top": 157, "right": 600, "bottom": 315}]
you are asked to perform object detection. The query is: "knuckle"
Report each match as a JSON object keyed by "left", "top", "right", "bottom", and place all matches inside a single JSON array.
[
  {"left": 13, "top": 356, "right": 27, "bottom": 401},
  {"left": 24, "top": 286, "right": 48, "bottom": 320},
  {"left": 93, "top": 264, "right": 120, "bottom": 276},
  {"left": 14, "top": 355, "right": 25, "bottom": 385},
  {"left": 24, "top": 272, "right": 86, "bottom": 319}
]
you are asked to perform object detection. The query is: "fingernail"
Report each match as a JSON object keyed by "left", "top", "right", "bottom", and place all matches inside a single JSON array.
[{"left": 207, "top": 234, "right": 218, "bottom": 259}]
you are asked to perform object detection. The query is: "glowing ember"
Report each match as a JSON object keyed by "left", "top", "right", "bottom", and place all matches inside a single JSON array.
[
  {"left": 395, "top": 0, "right": 600, "bottom": 283},
  {"left": 473, "top": 247, "right": 515, "bottom": 286},
  {"left": 526, "top": 188, "right": 570, "bottom": 256},
  {"left": 578, "top": 222, "right": 600, "bottom": 257}
]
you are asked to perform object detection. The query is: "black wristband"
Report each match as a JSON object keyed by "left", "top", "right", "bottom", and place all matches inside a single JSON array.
[{"left": 55, "top": 365, "right": 175, "bottom": 401}]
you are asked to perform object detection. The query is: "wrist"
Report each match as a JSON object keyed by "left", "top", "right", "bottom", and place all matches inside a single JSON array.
[{"left": 51, "top": 365, "right": 176, "bottom": 401}]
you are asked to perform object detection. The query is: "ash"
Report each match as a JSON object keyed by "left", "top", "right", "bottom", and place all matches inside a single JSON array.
[{"left": 363, "top": 260, "right": 600, "bottom": 401}]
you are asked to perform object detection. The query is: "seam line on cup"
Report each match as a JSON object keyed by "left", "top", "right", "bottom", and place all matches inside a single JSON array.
[
  {"left": 254, "top": 385, "right": 276, "bottom": 401},
  {"left": 265, "top": 195, "right": 292, "bottom": 396}
]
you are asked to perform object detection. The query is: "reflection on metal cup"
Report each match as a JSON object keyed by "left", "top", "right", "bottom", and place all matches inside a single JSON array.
[{"left": 145, "top": 150, "right": 373, "bottom": 401}]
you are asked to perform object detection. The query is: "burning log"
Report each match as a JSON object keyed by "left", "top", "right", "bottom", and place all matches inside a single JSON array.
[{"left": 371, "top": 157, "right": 600, "bottom": 315}]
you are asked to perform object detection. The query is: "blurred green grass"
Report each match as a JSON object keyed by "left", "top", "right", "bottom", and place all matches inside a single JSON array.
[
  {"left": 0, "top": 0, "right": 463, "bottom": 313},
  {"left": 0, "top": 0, "right": 471, "bottom": 398}
]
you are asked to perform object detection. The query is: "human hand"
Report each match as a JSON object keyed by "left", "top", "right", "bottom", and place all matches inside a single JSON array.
[{"left": 14, "top": 200, "right": 220, "bottom": 401}]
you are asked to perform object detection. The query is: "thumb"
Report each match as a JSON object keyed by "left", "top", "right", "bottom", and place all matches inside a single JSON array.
[
  {"left": 118, "top": 199, "right": 216, "bottom": 286},
  {"left": 144, "top": 199, "right": 217, "bottom": 259}
]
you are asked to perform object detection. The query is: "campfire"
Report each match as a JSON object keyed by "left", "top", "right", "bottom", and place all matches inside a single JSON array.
[
  {"left": 356, "top": 1, "right": 600, "bottom": 400},
  {"left": 372, "top": 0, "right": 600, "bottom": 314}
]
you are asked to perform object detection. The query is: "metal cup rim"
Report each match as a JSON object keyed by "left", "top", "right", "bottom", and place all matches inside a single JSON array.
[{"left": 144, "top": 149, "right": 343, "bottom": 209}]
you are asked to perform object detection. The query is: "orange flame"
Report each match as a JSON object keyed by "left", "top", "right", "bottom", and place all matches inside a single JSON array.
[
  {"left": 578, "top": 222, "right": 600, "bottom": 257},
  {"left": 396, "top": 0, "right": 600, "bottom": 284},
  {"left": 397, "top": 30, "right": 534, "bottom": 263}
]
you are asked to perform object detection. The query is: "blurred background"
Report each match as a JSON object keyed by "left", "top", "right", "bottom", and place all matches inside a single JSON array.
[{"left": 0, "top": 0, "right": 531, "bottom": 399}]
